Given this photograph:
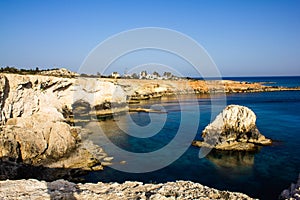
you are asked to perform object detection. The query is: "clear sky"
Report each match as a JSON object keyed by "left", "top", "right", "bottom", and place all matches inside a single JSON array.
[{"left": 0, "top": 0, "right": 300, "bottom": 76}]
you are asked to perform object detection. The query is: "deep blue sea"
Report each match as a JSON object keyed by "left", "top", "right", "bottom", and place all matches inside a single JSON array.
[
  {"left": 223, "top": 76, "right": 300, "bottom": 88},
  {"left": 84, "top": 77, "right": 300, "bottom": 200}
]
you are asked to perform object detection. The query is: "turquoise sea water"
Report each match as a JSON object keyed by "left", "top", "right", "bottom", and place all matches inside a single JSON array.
[{"left": 84, "top": 77, "right": 300, "bottom": 200}]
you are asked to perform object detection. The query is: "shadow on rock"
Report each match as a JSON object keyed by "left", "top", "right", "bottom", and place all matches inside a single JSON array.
[
  {"left": 0, "top": 158, "right": 89, "bottom": 182},
  {"left": 47, "top": 179, "right": 81, "bottom": 200}
]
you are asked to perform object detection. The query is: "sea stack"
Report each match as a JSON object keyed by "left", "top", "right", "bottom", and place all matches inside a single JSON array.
[{"left": 193, "top": 105, "right": 272, "bottom": 151}]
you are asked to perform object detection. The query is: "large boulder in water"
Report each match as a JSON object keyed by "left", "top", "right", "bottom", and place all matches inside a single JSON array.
[{"left": 193, "top": 105, "right": 272, "bottom": 151}]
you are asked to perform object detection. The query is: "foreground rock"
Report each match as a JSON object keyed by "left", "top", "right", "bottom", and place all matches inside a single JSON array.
[
  {"left": 280, "top": 173, "right": 300, "bottom": 200},
  {"left": 0, "top": 179, "right": 256, "bottom": 200},
  {"left": 193, "top": 105, "right": 272, "bottom": 151}
]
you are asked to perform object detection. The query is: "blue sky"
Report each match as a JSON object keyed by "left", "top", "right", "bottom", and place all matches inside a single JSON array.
[{"left": 0, "top": 0, "right": 300, "bottom": 76}]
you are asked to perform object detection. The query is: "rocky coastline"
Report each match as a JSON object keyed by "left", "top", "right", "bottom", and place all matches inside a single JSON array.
[
  {"left": 1, "top": 71, "right": 289, "bottom": 171},
  {"left": 0, "top": 70, "right": 299, "bottom": 199},
  {"left": 107, "top": 78, "right": 300, "bottom": 102},
  {"left": 0, "top": 179, "right": 256, "bottom": 200},
  {"left": 0, "top": 73, "right": 124, "bottom": 180}
]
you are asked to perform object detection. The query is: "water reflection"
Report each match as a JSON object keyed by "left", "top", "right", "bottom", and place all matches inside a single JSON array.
[
  {"left": 85, "top": 118, "right": 130, "bottom": 150},
  {"left": 206, "top": 149, "right": 260, "bottom": 176}
]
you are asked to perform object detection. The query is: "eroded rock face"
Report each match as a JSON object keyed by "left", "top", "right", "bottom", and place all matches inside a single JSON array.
[
  {"left": 193, "top": 105, "right": 272, "bottom": 151},
  {"left": 0, "top": 74, "right": 76, "bottom": 164},
  {"left": 0, "top": 179, "right": 256, "bottom": 200},
  {"left": 0, "top": 75, "right": 9, "bottom": 123},
  {"left": 0, "top": 112, "right": 77, "bottom": 164},
  {"left": 0, "top": 73, "right": 125, "bottom": 167}
]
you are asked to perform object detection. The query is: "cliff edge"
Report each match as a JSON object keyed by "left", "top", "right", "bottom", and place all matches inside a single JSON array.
[{"left": 0, "top": 73, "right": 126, "bottom": 179}]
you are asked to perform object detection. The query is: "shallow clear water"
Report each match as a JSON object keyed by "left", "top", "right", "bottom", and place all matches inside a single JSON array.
[{"left": 83, "top": 78, "right": 300, "bottom": 200}]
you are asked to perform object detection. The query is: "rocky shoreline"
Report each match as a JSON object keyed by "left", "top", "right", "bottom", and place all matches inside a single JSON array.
[
  {"left": 1, "top": 71, "right": 293, "bottom": 173},
  {"left": 0, "top": 179, "right": 256, "bottom": 200},
  {"left": 107, "top": 78, "right": 300, "bottom": 102},
  {"left": 0, "top": 70, "right": 299, "bottom": 199},
  {"left": 0, "top": 73, "right": 122, "bottom": 180}
]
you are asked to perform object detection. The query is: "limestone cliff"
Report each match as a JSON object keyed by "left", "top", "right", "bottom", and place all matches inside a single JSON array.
[
  {"left": 193, "top": 105, "right": 272, "bottom": 151},
  {"left": 0, "top": 73, "right": 125, "bottom": 168}
]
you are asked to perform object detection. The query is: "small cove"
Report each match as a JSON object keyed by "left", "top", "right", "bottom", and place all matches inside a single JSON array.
[{"left": 83, "top": 77, "right": 300, "bottom": 200}]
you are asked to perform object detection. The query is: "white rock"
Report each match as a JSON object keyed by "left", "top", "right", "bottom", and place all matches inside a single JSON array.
[
  {"left": 199, "top": 105, "right": 272, "bottom": 151},
  {"left": 0, "top": 73, "right": 126, "bottom": 163}
]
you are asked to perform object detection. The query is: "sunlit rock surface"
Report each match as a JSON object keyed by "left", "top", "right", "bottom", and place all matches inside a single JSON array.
[
  {"left": 193, "top": 105, "right": 272, "bottom": 151},
  {"left": 0, "top": 73, "right": 124, "bottom": 175},
  {"left": 0, "top": 179, "right": 256, "bottom": 200}
]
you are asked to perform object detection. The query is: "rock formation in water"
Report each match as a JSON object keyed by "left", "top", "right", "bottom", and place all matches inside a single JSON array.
[
  {"left": 280, "top": 173, "right": 300, "bottom": 200},
  {"left": 0, "top": 179, "right": 256, "bottom": 200},
  {"left": 193, "top": 105, "right": 272, "bottom": 151}
]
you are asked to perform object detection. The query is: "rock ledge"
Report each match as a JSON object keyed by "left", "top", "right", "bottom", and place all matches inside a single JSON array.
[{"left": 0, "top": 179, "right": 256, "bottom": 200}]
